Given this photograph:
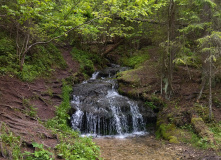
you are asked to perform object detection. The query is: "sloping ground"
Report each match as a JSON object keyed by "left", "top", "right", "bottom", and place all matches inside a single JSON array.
[
  {"left": 0, "top": 45, "right": 220, "bottom": 159},
  {"left": 117, "top": 47, "right": 221, "bottom": 122},
  {"left": 0, "top": 46, "right": 80, "bottom": 158},
  {"left": 116, "top": 47, "right": 221, "bottom": 157}
]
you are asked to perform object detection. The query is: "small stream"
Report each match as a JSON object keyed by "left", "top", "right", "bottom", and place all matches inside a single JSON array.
[{"left": 71, "top": 65, "right": 155, "bottom": 138}]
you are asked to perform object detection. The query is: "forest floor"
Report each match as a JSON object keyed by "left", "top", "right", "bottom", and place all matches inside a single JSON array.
[
  {"left": 94, "top": 135, "right": 219, "bottom": 160},
  {"left": 0, "top": 46, "right": 220, "bottom": 159}
]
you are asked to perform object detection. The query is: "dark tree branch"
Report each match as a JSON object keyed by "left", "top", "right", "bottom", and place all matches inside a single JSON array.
[{"left": 25, "top": 16, "right": 103, "bottom": 53}]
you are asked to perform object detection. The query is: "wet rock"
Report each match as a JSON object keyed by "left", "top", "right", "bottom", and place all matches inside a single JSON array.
[
  {"left": 70, "top": 66, "right": 156, "bottom": 135},
  {"left": 72, "top": 80, "right": 112, "bottom": 98},
  {"left": 97, "top": 65, "right": 130, "bottom": 78}
]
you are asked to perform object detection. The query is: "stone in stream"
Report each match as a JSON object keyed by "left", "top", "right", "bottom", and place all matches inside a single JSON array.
[{"left": 70, "top": 66, "right": 156, "bottom": 136}]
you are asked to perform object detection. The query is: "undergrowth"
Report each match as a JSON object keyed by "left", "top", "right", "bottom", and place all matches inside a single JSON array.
[
  {"left": 0, "top": 31, "right": 67, "bottom": 81},
  {"left": 179, "top": 123, "right": 221, "bottom": 153},
  {"left": 0, "top": 123, "right": 23, "bottom": 159},
  {"left": 19, "top": 43, "right": 67, "bottom": 81},
  {"left": 71, "top": 47, "right": 102, "bottom": 76},
  {"left": 0, "top": 81, "right": 101, "bottom": 160},
  {"left": 120, "top": 47, "right": 150, "bottom": 68},
  {"left": 45, "top": 80, "right": 101, "bottom": 160}
]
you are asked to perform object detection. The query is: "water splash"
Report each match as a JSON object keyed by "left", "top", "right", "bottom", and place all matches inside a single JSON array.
[
  {"left": 90, "top": 71, "right": 99, "bottom": 80},
  {"left": 71, "top": 69, "right": 148, "bottom": 137}
]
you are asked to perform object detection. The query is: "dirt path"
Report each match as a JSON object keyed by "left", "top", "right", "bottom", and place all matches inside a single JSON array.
[{"left": 94, "top": 135, "right": 219, "bottom": 160}]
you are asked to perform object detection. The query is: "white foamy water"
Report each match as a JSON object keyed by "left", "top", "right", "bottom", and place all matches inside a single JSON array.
[{"left": 71, "top": 69, "right": 148, "bottom": 137}]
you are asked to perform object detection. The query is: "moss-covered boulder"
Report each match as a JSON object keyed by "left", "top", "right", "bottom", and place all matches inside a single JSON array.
[
  {"left": 117, "top": 68, "right": 141, "bottom": 85},
  {"left": 191, "top": 116, "right": 214, "bottom": 144},
  {"left": 156, "top": 123, "right": 180, "bottom": 143}
]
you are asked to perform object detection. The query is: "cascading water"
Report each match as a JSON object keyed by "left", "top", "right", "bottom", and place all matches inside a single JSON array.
[{"left": 71, "top": 65, "right": 154, "bottom": 137}]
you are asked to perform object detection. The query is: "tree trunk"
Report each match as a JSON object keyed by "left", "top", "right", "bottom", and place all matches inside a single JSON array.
[
  {"left": 209, "top": 49, "right": 213, "bottom": 120},
  {"left": 166, "top": 0, "right": 176, "bottom": 97},
  {"left": 102, "top": 39, "right": 124, "bottom": 57}
]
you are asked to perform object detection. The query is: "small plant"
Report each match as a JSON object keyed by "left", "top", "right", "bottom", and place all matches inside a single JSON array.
[
  {"left": 0, "top": 123, "right": 23, "bottom": 159},
  {"left": 145, "top": 101, "right": 157, "bottom": 110},
  {"left": 24, "top": 142, "right": 53, "bottom": 160},
  {"left": 45, "top": 80, "right": 101, "bottom": 159},
  {"left": 180, "top": 124, "right": 193, "bottom": 132},
  {"left": 22, "top": 98, "right": 37, "bottom": 118},
  {"left": 71, "top": 47, "right": 103, "bottom": 75},
  {"left": 120, "top": 47, "right": 150, "bottom": 68}
]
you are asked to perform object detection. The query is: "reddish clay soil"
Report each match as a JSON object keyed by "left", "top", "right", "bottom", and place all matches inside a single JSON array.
[
  {"left": 0, "top": 46, "right": 220, "bottom": 160},
  {"left": 0, "top": 46, "right": 79, "bottom": 156}
]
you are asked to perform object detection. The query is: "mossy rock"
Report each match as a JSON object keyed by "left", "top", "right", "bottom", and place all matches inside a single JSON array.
[
  {"left": 156, "top": 123, "right": 181, "bottom": 143},
  {"left": 169, "top": 136, "right": 179, "bottom": 144},
  {"left": 193, "top": 104, "right": 210, "bottom": 122},
  {"left": 120, "top": 47, "right": 150, "bottom": 68},
  {"left": 191, "top": 117, "right": 214, "bottom": 144},
  {"left": 117, "top": 69, "right": 141, "bottom": 85}
]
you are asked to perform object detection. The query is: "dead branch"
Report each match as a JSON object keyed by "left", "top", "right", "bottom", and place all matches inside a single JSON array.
[{"left": 102, "top": 39, "right": 124, "bottom": 56}]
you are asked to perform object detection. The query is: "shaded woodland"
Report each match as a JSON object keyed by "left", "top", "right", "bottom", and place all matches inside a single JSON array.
[{"left": 0, "top": 0, "right": 221, "bottom": 159}]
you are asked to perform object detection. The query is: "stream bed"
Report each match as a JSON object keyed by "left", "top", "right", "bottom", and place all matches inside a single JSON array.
[{"left": 70, "top": 65, "right": 218, "bottom": 160}]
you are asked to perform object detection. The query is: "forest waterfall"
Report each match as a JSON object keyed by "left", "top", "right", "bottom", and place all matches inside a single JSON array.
[{"left": 71, "top": 65, "right": 151, "bottom": 137}]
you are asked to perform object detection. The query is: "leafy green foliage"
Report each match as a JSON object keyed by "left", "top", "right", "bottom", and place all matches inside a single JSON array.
[
  {"left": 0, "top": 123, "right": 23, "bottom": 160},
  {"left": 46, "top": 80, "right": 72, "bottom": 131},
  {"left": 181, "top": 123, "right": 221, "bottom": 151},
  {"left": 56, "top": 135, "right": 100, "bottom": 160},
  {"left": 71, "top": 47, "right": 102, "bottom": 75},
  {"left": 24, "top": 142, "right": 53, "bottom": 160},
  {"left": 22, "top": 98, "right": 38, "bottom": 118},
  {"left": 19, "top": 43, "right": 67, "bottom": 81},
  {"left": 0, "top": 33, "right": 66, "bottom": 81},
  {"left": 120, "top": 47, "right": 150, "bottom": 68},
  {"left": 145, "top": 101, "right": 157, "bottom": 110},
  {"left": 45, "top": 81, "right": 101, "bottom": 160},
  {"left": 0, "top": 32, "right": 19, "bottom": 75}
]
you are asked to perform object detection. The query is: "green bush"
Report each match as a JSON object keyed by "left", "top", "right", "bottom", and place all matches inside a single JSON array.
[
  {"left": 0, "top": 32, "right": 19, "bottom": 75},
  {"left": 45, "top": 81, "right": 101, "bottom": 160},
  {"left": 120, "top": 47, "right": 150, "bottom": 68},
  {"left": 71, "top": 47, "right": 102, "bottom": 75},
  {"left": 24, "top": 142, "right": 53, "bottom": 160},
  {"left": 19, "top": 43, "right": 67, "bottom": 81},
  {"left": 0, "top": 31, "right": 67, "bottom": 81},
  {"left": 0, "top": 123, "right": 23, "bottom": 159},
  {"left": 0, "top": 32, "right": 15, "bottom": 56}
]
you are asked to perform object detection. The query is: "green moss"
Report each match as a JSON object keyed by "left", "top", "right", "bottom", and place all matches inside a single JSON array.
[
  {"left": 191, "top": 117, "right": 203, "bottom": 124},
  {"left": 117, "top": 67, "right": 141, "bottom": 84},
  {"left": 156, "top": 123, "right": 177, "bottom": 140},
  {"left": 169, "top": 136, "right": 179, "bottom": 143},
  {"left": 193, "top": 104, "right": 210, "bottom": 122},
  {"left": 120, "top": 47, "right": 150, "bottom": 68}
]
